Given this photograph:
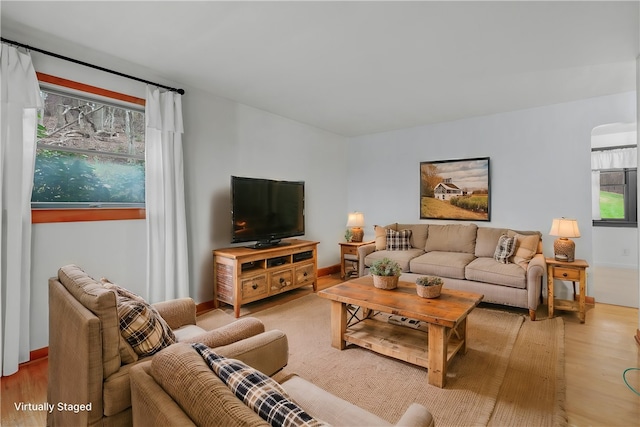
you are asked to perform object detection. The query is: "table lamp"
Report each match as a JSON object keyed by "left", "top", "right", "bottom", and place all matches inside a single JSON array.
[
  {"left": 346, "top": 212, "right": 365, "bottom": 242},
  {"left": 549, "top": 218, "right": 580, "bottom": 262}
]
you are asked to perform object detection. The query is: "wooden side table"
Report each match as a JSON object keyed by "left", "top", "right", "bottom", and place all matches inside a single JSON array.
[
  {"left": 339, "top": 241, "right": 373, "bottom": 279},
  {"left": 546, "top": 258, "right": 589, "bottom": 323}
]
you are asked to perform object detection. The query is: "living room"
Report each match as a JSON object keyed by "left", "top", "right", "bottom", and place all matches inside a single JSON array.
[{"left": 1, "top": 1, "right": 639, "bottom": 426}]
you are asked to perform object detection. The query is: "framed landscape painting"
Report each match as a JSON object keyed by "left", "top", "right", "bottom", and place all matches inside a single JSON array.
[{"left": 420, "top": 157, "right": 491, "bottom": 221}]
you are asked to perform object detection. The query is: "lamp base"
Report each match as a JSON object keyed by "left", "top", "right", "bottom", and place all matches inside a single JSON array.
[
  {"left": 554, "top": 237, "right": 575, "bottom": 262},
  {"left": 351, "top": 227, "right": 364, "bottom": 242}
]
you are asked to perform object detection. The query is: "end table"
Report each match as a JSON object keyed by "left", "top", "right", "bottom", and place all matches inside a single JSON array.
[
  {"left": 546, "top": 258, "right": 589, "bottom": 323},
  {"left": 339, "top": 241, "right": 374, "bottom": 279}
]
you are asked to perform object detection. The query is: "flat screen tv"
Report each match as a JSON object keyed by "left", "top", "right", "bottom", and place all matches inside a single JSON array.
[{"left": 231, "top": 176, "right": 305, "bottom": 248}]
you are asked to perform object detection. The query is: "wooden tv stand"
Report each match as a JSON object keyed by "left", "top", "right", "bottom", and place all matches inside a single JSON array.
[{"left": 213, "top": 239, "right": 319, "bottom": 317}]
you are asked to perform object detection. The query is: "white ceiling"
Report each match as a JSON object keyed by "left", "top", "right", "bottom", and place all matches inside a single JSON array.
[{"left": 2, "top": 1, "right": 638, "bottom": 137}]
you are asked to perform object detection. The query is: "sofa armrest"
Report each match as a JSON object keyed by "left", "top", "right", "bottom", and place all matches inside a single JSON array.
[
  {"left": 181, "top": 317, "right": 266, "bottom": 347},
  {"left": 394, "top": 403, "right": 435, "bottom": 427},
  {"left": 130, "top": 362, "right": 196, "bottom": 427},
  {"left": 153, "top": 298, "right": 196, "bottom": 329},
  {"left": 358, "top": 243, "right": 376, "bottom": 276},
  {"left": 214, "top": 329, "right": 289, "bottom": 376},
  {"left": 525, "top": 253, "right": 547, "bottom": 318}
]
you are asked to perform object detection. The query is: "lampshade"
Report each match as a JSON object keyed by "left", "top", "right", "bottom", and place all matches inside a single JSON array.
[
  {"left": 346, "top": 212, "right": 365, "bottom": 228},
  {"left": 549, "top": 218, "right": 580, "bottom": 262},
  {"left": 346, "top": 212, "right": 365, "bottom": 242},
  {"left": 549, "top": 218, "right": 581, "bottom": 238}
]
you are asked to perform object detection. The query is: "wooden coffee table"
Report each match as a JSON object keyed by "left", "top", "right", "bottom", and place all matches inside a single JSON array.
[{"left": 318, "top": 276, "right": 483, "bottom": 388}]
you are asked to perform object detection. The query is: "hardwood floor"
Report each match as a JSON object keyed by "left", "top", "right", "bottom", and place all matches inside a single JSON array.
[{"left": 1, "top": 274, "right": 638, "bottom": 426}]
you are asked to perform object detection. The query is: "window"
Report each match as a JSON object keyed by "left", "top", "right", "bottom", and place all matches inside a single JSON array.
[
  {"left": 592, "top": 146, "right": 637, "bottom": 227},
  {"left": 32, "top": 73, "right": 146, "bottom": 222}
]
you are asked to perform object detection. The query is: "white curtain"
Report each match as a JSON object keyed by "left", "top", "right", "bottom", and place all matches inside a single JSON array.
[
  {"left": 0, "top": 45, "right": 43, "bottom": 376},
  {"left": 145, "top": 86, "right": 189, "bottom": 302},
  {"left": 591, "top": 146, "right": 637, "bottom": 220}
]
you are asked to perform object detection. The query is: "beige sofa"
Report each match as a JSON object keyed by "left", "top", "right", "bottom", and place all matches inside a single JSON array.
[
  {"left": 47, "top": 264, "right": 288, "bottom": 427},
  {"left": 359, "top": 223, "right": 546, "bottom": 320},
  {"left": 130, "top": 342, "right": 435, "bottom": 427}
]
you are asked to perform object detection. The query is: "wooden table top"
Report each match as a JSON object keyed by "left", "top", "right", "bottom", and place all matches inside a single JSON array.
[{"left": 318, "top": 276, "right": 483, "bottom": 328}]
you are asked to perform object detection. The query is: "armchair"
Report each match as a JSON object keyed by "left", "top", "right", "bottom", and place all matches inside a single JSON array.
[{"left": 47, "top": 264, "right": 288, "bottom": 427}]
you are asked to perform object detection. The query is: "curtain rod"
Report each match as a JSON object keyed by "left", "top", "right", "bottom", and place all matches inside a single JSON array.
[
  {"left": 591, "top": 144, "right": 636, "bottom": 152},
  {"left": 1, "top": 37, "right": 185, "bottom": 95}
]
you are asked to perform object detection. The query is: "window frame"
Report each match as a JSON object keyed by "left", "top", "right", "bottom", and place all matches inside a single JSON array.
[
  {"left": 33, "top": 73, "right": 146, "bottom": 223},
  {"left": 592, "top": 166, "right": 637, "bottom": 228}
]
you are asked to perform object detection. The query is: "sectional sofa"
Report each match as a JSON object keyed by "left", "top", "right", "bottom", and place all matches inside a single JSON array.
[
  {"left": 130, "top": 342, "right": 435, "bottom": 426},
  {"left": 358, "top": 223, "right": 546, "bottom": 320}
]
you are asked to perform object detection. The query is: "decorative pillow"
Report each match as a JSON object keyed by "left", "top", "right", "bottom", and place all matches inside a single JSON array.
[
  {"left": 494, "top": 235, "right": 517, "bottom": 264},
  {"left": 509, "top": 232, "right": 541, "bottom": 268},
  {"left": 373, "top": 225, "right": 388, "bottom": 250},
  {"left": 386, "top": 228, "right": 412, "bottom": 251},
  {"left": 193, "top": 343, "right": 327, "bottom": 427},
  {"left": 104, "top": 281, "right": 176, "bottom": 357}
]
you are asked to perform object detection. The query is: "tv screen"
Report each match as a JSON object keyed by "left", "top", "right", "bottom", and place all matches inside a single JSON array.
[{"left": 231, "top": 176, "right": 305, "bottom": 248}]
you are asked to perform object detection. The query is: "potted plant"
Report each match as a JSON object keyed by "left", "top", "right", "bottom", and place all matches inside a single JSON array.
[
  {"left": 415, "top": 276, "right": 444, "bottom": 298},
  {"left": 344, "top": 228, "right": 353, "bottom": 242},
  {"left": 369, "top": 257, "right": 402, "bottom": 289}
]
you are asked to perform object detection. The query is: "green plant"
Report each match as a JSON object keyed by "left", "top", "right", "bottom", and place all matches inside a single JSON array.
[
  {"left": 369, "top": 258, "right": 401, "bottom": 277},
  {"left": 344, "top": 228, "right": 353, "bottom": 242},
  {"left": 416, "top": 276, "right": 444, "bottom": 287}
]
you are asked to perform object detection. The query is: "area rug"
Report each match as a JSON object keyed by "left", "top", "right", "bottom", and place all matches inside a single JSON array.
[{"left": 252, "top": 293, "right": 566, "bottom": 427}]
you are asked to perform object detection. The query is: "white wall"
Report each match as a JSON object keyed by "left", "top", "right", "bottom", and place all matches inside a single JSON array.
[
  {"left": 183, "top": 92, "right": 349, "bottom": 302},
  {"left": 6, "top": 27, "right": 348, "bottom": 352},
  {"left": 347, "top": 92, "right": 637, "bottom": 300}
]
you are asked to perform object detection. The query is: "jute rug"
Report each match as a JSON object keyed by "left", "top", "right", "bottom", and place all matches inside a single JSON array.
[{"left": 252, "top": 293, "right": 566, "bottom": 427}]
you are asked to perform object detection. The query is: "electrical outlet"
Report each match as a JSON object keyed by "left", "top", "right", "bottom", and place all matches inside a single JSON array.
[{"left": 622, "top": 248, "right": 630, "bottom": 256}]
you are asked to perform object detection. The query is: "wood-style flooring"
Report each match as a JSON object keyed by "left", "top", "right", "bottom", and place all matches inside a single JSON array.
[{"left": 2, "top": 274, "right": 638, "bottom": 426}]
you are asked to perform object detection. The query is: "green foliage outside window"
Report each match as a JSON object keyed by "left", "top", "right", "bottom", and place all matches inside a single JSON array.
[{"left": 599, "top": 191, "right": 624, "bottom": 219}]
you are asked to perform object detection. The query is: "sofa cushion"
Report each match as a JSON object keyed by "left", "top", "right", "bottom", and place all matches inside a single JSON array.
[
  {"left": 507, "top": 231, "right": 541, "bottom": 268},
  {"left": 424, "top": 224, "right": 477, "bottom": 253},
  {"left": 281, "top": 374, "right": 391, "bottom": 427},
  {"left": 386, "top": 228, "right": 412, "bottom": 250},
  {"left": 409, "top": 251, "right": 476, "bottom": 279},
  {"left": 193, "top": 343, "right": 327, "bottom": 427},
  {"left": 475, "top": 227, "right": 508, "bottom": 257},
  {"left": 494, "top": 235, "right": 517, "bottom": 264},
  {"left": 365, "top": 248, "right": 425, "bottom": 272},
  {"left": 396, "top": 223, "right": 429, "bottom": 250},
  {"left": 465, "top": 257, "right": 527, "bottom": 289}
]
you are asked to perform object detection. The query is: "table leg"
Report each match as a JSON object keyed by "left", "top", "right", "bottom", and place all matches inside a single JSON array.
[
  {"left": 579, "top": 269, "right": 586, "bottom": 323},
  {"left": 330, "top": 300, "right": 347, "bottom": 349},
  {"left": 547, "top": 267, "right": 554, "bottom": 319},
  {"left": 459, "top": 317, "right": 468, "bottom": 354},
  {"left": 428, "top": 323, "right": 447, "bottom": 388}
]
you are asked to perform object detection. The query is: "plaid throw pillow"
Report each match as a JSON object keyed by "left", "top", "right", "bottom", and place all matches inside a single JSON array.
[
  {"left": 494, "top": 235, "right": 517, "bottom": 264},
  {"left": 386, "top": 228, "right": 412, "bottom": 251},
  {"left": 107, "top": 283, "right": 176, "bottom": 357},
  {"left": 193, "top": 343, "right": 327, "bottom": 427}
]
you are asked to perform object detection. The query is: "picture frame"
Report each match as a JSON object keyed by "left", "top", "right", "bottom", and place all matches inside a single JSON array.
[{"left": 420, "top": 157, "right": 491, "bottom": 221}]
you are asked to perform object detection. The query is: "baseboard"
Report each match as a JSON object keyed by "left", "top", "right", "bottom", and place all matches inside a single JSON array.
[
  {"left": 196, "top": 300, "right": 218, "bottom": 314},
  {"left": 573, "top": 294, "right": 596, "bottom": 305},
  {"left": 318, "top": 264, "right": 340, "bottom": 277}
]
